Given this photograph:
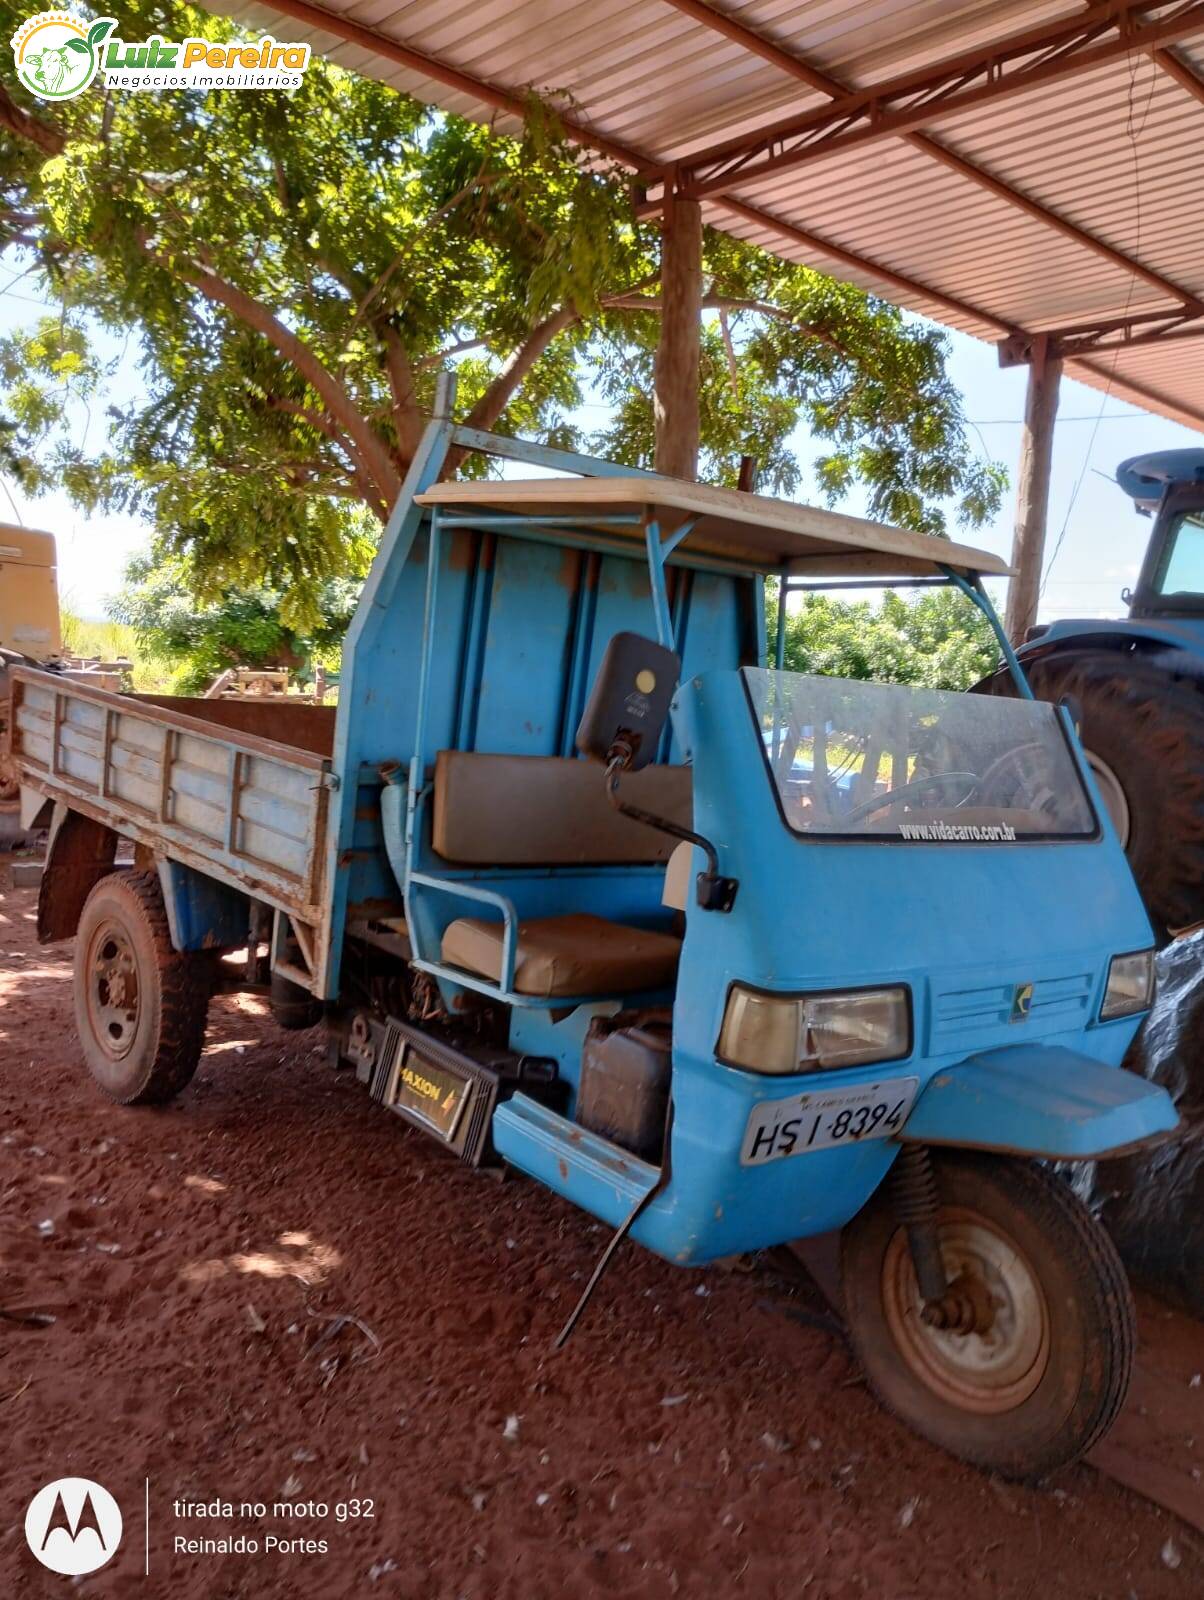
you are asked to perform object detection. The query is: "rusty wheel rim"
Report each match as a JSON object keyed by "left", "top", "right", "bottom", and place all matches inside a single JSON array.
[
  {"left": 1083, "top": 749, "right": 1131, "bottom": 849},
  {"left": 85, "top": 919, "right": 141, "bottom": 1061},
  {"left": 882, "top": 1207, "right": 1050, "bottom": 1415}
]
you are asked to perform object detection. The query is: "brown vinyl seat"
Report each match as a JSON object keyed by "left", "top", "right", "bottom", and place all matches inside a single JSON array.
[{"left": 441, "top": 912, "right": 681, "bottom": 998}]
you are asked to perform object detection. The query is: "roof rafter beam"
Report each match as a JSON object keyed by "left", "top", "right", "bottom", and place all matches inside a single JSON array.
[
  {"left": 660, "top": 0, "right": 1199, "bottom": 319},
  {"left": 714, "top": 196, "right": 1017, "bottom": 335},
  {"left": 229, "top": 0, "right": 642, "bottom": 168},
  {"left": 673, "top": 1, "right": 1204, "bottom": 208},
  {"left": 230, "top": 0, "right": 1027, "bottom": 342},
  {"left": 1151, "top": 40, "right": 1204, "bottom": 99},
  {"left": 1000, "top": 306, "right": 1204, "bottom": 362},
  {"left": 1069, "top": 355, "right": 1204, "bottom": 429}
]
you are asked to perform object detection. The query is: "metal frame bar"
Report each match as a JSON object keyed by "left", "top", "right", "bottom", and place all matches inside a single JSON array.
[
  {"left": 673, "top": 2, "right": 1204, "bottom": 202},
  {"left": 661, "top": 0, "right": 1199, "bottom": 316},
  {"left": 1152, "top": 40, "right": 1204, "bottom": 100},
  {"left": 434, "top": 509, "right": 758, "bottom": 578},
  {"left": 941, "top": 567, "right": 1034, "bottom": 700},
  {"left": 1000, "top": 308, "right": 1204, "bottom": 363},
  {"left": 409, "top": 870, "right": 521, "bottom": 993},
  {"left": 448, "top": 427, "right": 659, "bottom": 479},
  {"left": 644, "top": 515, "right": 697, "bottom": 647}
]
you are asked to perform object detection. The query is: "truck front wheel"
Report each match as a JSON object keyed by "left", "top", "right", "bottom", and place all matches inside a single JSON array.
[
  {"left": 841, "top": 1151, "right": 1133, "bottom": 1481},
  {"left": 73, "top": 870, "right": 210, "bottom": 1104}
]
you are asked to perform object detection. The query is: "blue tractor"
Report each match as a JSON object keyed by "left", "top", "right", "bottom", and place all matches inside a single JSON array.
[{"left": 982, "top": 449, "right": 1204, "bottom": 935}]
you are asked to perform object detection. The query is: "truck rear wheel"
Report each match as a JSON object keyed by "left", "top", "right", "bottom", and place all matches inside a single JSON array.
[
  {"left": 841, "top": 1151, "right": 1134, "bottom": 1481},
  {"left": 73, "top": 870, "right": 210, "bottom": 1104},
  {"left": 986, "top": 653, "right": 1204, "bottom": 933}
]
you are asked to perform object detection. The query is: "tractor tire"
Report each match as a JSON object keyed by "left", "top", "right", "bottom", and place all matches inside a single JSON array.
[
  {"left": 73, "top": 869, "right": 211, "bottom": 1104},
  {"left": 984, "top": 652, "right": 1204, "bottom": 934}
]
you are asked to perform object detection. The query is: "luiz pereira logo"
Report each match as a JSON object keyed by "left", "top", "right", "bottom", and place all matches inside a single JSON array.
[
  {"left": 11, "top": 10, "right": 311, "bottom": 99},
  {"left": 10, "top": 12, "right": 115, "bottom": 100},
  {"left": 25, "top": 1477, "right": 122, "bottom": 1576}
]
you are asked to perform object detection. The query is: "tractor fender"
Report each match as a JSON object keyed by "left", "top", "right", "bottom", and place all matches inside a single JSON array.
[
  {"left": 1016, "top": 617, "right": 1204, "bottom": 675},
  {"left": 901, "top": 1045, "right": 1179, "bottom": 1160}
]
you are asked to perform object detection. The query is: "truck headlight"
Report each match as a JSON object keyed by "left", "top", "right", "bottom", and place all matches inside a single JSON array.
[
  {"left": 1100, "top": 950, "right": 1155, "bottom": 1021},
  {"left": 717, "top": 984, "right": 910, "bottom": 1075}
]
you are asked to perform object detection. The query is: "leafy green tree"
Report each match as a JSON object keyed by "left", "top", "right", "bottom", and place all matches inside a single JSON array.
[
  {"left": 767, "top": 586, "right": 999, "bottom": 692},
  {"left": 110, "top": 553, "right": 359, "bottom": 694},
  {"left": 0, "top": 0, "right": 1004, "bottom": 623}
]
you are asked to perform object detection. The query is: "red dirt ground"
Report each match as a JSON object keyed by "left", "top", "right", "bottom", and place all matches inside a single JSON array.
[{"left": 1, "top": 865, "right": 1202, "bottom": 1600}]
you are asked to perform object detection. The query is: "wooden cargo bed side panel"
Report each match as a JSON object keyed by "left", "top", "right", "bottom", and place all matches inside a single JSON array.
[
  {"left": 13, "top": 675, "right": 58, "bottom": 772},
  {"left": 236, "top": 756, "right": 318, "bottom": 881},
  {"left": 11, "top": 670, "right": 334, "bottom": 925},
  {"left": 56, "top": 696, "right": 105, "bottom": 788},
  {"left": 108, "top": 713, "right": 165, "bottom": 815}
]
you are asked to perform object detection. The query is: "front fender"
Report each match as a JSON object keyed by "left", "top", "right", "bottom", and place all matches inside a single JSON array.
[{"left": 902, "top": 1045, "right": 1178, "bottom": 1160}]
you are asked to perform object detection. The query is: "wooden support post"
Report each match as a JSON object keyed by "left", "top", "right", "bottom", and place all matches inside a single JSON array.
[
  {"left": 653, "top": 190, "right": 703, "bottom": 480},
  {"left": 1004, "top": 336, "right": 1063, "bottom": 644}
]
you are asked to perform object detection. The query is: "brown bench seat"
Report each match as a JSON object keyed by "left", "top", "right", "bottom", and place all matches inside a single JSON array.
[
  {"left": 430, "top": 750, "right": 692, "bottom": 999},
  {"left": 441, "top": 913, "right": 681, "bottom": 999}
]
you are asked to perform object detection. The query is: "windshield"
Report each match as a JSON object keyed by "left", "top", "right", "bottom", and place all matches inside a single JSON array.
[
  {"left": 1153, "top": 506, "right": 1204, "bottom": 598},
  {"left": 744, "top": 668, "right": 1097, "bottom": 842}
]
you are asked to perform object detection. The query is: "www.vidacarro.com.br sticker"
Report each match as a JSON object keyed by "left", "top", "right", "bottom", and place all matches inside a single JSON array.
[{"left": 11, "top": 12, "right": 312, "bottom": 101}]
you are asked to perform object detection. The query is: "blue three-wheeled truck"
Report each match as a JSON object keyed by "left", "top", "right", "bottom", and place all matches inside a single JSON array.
[{"left": 10, "top": 382, "right": 1179, "bottom": 1480}]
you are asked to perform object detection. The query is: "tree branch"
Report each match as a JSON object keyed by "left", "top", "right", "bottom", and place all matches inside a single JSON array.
[
  {"left": 0, "top": 83, "right": 64, "bottom": 156},
  {"left": 443, "top": 304, "right": 579, "bottom": 475},
  {"left": 381, "top": 328, "right": 424, "bottom": 462},
  {"left": 140, "top": 237, "right": 402, "bottom": 513},
  {"left": 718, "top": 309, "right": 740, "bottom": 397},
  {"left": 417, "top": 337, "right": 488, "bottom": 369},
  {"left": 605, "top": 292, "right": 848, "bottom": 358}
]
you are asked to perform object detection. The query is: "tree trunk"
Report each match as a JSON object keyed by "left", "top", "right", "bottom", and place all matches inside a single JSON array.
[
  {"left": 653, "top": 193, "right": 702, "bottom": 480},
  {"left": 1005, "top": 337, "right": 1062, "bottom": 644}
]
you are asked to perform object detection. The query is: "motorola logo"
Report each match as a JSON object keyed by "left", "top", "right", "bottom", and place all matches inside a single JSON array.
[{"left": 25, "top": 1478, "right": 123, "bottom": 1576}]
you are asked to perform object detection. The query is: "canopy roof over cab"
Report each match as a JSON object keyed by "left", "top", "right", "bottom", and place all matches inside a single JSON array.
[{"left": 416, "top": 475, "right": 1011, "bottom": 581}]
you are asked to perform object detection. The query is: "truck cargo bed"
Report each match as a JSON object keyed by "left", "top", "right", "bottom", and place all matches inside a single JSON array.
[{"left": 11, "top": 667, "right": 337, "bottom": 923}]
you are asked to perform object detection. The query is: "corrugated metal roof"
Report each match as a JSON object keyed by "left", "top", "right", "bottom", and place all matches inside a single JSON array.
[{"left": 212, "top": 0, "right": 1204, "bottom": 429}]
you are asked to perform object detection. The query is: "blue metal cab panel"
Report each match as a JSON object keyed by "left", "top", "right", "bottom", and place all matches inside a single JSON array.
[{"left": 575, "top": 667, "right": 1171, "bottom": 1264}]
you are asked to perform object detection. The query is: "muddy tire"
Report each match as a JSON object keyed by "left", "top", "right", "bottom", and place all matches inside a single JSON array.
[
  {"left": 73, "top": 869, "right": 210, "bottom": 1105},
  {"left": 983, "top": 653, "right": 1204, "bottom": 933},
  {"left": 269, "top": 970, "right": 322, "bottom": 1031},
  {"left": 841, "top": 1151, "right": 1134, "bottom": 1482}
]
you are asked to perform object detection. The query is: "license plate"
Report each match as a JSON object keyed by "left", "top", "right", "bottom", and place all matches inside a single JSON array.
[{"left": 740, "top": 1075, "right": 919, "bottom": 1166}]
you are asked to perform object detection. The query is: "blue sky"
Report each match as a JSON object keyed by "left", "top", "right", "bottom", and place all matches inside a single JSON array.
[{"left": 0, "top": 262, "right": 1197, "bottom": 622}]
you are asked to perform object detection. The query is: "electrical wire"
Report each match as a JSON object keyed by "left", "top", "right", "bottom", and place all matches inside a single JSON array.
[{"left": 1040, "top": 45, "right": 1158, "bottom": 598}]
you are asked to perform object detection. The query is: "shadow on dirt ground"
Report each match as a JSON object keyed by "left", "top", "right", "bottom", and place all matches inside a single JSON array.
[{"left": 1, "top": 869, "right": 1202, "bottom": 1599}]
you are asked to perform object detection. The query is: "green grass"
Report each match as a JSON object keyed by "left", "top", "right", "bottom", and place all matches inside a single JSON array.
[{"left": 59, "top": 608, "right": 170, "bottom": 692}]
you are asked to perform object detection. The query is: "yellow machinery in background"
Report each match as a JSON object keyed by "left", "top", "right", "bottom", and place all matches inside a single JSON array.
[
  {"left": 0, "top": 524, "right": 61, "bottom": 807},
  {"left": 0, "top": 524, "right": 128, "bottom": 831}
]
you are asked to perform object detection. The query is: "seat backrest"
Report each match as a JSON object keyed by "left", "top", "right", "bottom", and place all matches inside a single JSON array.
[{"left": 432, "top": 751, "right": 692, "bottom": 866}]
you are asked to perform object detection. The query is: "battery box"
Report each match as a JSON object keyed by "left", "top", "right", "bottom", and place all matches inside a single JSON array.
[{"left": 349, "top": 1013, "right": 563, "bottom": 1166}]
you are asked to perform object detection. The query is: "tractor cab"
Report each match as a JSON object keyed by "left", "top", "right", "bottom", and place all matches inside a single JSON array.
[
  {"left": 1117, "top": 449, "right": 1204, "bottom": 620},
  {"left": 990, "top": 447, "right": 1204, "bottom": 933}
]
